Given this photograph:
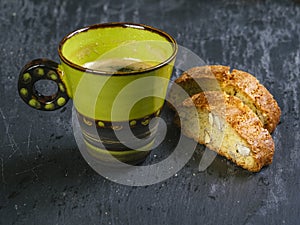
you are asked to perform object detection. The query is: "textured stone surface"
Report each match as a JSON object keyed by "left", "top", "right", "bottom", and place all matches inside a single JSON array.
[{"left": 0, "top": 0, "right": 299, "bottom": 224}]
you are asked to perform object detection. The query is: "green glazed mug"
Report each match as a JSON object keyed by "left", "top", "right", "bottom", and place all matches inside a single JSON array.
[{"left": 18, "top": 22, "right": 177, "bottom": 165}]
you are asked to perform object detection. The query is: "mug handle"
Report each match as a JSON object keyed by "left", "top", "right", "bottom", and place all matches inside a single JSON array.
[{"left": 18, "top": 58, "right": 70, "bottom": 111}]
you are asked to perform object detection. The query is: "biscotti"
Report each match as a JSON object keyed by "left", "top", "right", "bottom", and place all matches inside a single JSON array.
[
  {"left": 176, "top": 91, "right": 275, "bottom": 172},
  {"left": 170, "top": 65, "right": 281, "bottom": 133}
]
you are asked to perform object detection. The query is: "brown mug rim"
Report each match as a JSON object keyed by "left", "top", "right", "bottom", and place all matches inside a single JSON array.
[{"left": 58, "top": 22, "right": 178, "bottom": 76}]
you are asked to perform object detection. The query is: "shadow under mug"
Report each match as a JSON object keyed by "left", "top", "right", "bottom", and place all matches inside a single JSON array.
[{"left": 18, "top": 22, "right": 178, "bottom": 165}]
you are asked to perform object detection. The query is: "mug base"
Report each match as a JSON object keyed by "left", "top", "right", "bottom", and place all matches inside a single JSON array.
[{"left": 83, "top": 139, "right": 153, "bottom": 167}]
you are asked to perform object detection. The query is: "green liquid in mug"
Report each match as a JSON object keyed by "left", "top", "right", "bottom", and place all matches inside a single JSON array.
[{"left": 83, "top": 58, "right": 157, "bottom": 73}]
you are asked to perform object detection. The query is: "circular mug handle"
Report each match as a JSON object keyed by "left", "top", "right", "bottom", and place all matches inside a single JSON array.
[{"left": 18, "top": 58, "right": 70, "bottom": 111}]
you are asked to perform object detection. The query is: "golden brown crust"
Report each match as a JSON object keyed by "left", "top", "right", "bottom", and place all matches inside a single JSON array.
[
  {"left": 181, "top": 92, "right": 274, "bottom": 172},
  {"left": 174, "top": 65, "right": 281, "bottom": 133},
  {"left": 174, "top": 65, "right": 230, "bottom": 93},
  {"left": 226, "top": 69, "right": 281, "bottom": 133},
  {"left": 176, "top": 65, "right": 231, "bottom": 83}
]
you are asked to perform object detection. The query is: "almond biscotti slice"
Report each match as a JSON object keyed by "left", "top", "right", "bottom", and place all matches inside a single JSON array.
[
  {"left": 176, "top": 91, "right": 275, "bottom": 172},
  {"left": 170, "top": 65, "right": 281, "bottom": 133}
]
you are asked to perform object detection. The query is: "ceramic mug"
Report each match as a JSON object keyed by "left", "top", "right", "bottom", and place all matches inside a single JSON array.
[{"left": 18, "top": 22, "right": 177, "bottom": 165}]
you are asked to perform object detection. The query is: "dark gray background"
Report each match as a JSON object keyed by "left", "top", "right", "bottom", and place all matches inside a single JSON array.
[{"left": 0, "top": 0, "right": 299, "bottom": 224}]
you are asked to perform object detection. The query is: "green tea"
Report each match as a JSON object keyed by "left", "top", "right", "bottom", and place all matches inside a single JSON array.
[{"left": 83, "top": 58, "right": 157, "bottom": 73}]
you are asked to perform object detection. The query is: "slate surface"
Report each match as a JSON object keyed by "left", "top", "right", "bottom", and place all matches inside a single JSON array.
[{"left": 0, "top": 0, "right": 299, "bottom": 224}]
